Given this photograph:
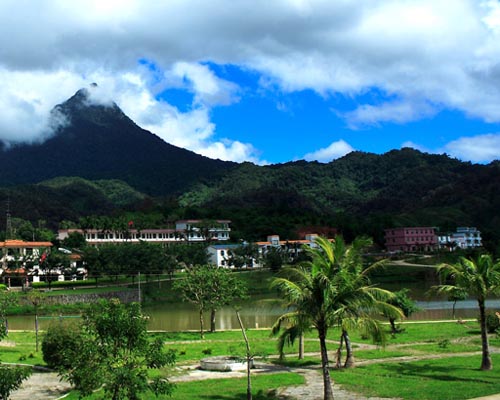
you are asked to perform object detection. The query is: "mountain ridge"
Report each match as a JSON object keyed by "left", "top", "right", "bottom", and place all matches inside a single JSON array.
[
  {"left": 0, "top": 88, "right": 498, "bottom": 249},
  {"left": 0, "top": 87, "right": 235, "bottom": 195}
]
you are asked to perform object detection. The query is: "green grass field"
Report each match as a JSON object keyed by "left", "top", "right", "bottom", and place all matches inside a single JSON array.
[{"left": 2, "top": 314, "right": 500, "bottom": 399}]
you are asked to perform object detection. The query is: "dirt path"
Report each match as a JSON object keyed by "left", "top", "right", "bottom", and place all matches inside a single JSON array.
[
  {"left": 171, "top": 361, "right": 399, "bottom": 400},
  {"left": 9, "top": 345, "right": 499, "bottom": 400},
  {"left": 275, "top": 367, "right": 400, "bottom": 400},
  {"left": 10, "top": 371, "right": 71, "bottom": 400}
]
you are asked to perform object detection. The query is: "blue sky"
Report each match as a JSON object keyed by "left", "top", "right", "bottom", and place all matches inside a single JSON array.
[{"left": 1, "top": 0, "right": 500, "bottom": 164}]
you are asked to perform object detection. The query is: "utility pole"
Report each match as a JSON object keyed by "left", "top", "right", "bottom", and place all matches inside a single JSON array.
[
  {"left": 138, "top": 272, "right": 141, "bottom": 303},
  {"left": 5, "top": 196, "right": 12, "bottom": 239}
]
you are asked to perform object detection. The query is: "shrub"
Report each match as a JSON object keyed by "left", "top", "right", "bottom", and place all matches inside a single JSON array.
[
  {"left": 42, "top": 321, "right": 83, "bottom": 369},
  {"left": 485, "top": 312, "right": 500, "bottom": 334},
  {"left": 0, "top": 366, "right": 32, "bottom": 400}
]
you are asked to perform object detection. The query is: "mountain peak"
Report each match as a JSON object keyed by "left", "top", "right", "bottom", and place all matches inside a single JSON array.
[
  {"left": 0, "top": 86, "right": 234, "bottom": 195},
  {"left": 54, "top": 85, "right": 127, "bottom": 127}
]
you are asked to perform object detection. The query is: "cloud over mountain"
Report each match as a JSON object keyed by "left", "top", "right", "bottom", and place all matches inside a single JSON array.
[{"left": 1, "top": 1, "right": 500, "bottom": 163}]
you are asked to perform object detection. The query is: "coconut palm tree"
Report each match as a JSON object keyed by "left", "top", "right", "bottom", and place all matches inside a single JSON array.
[
  {"left": 271, "top": 236, "right": 401, "bottom": 400},
  {"left": 272, "top": 261, "right": 335, "bottom": 400},
  {"left": 322, "top": 236, "right": 401, "bottom": 368},
  {"left": 434, "top": 253, "right": 500, "bottom": 370}
]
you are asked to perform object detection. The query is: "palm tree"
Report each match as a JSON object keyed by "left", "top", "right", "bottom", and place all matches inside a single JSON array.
[
  {"left": 271, "top": 236, "right": 401, "bottom": 400},
  {"left": 321, "top": 236, "right": 401, "bottom": 368},
  {"left": 271, "top": 262, "right": 335, "bottom": 400},
  {"left": 434, "top": 253, "right": 500, "bottom": 370}
]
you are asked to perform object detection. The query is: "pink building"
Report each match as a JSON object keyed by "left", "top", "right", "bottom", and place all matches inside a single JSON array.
[{"left": 384, "top": 227, "right": 438, "bottom": 253}]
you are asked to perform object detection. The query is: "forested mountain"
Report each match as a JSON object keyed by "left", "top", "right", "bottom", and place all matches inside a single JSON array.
[
  {"left": 0, "top": 88, "right": 498, "bottom": 250},
  {"left": 0, "top": 178, "right": 146, "bottom": 230},
  {"left": 179, "top": 149, "right": 500, "bottom": 248},
  {"left": 0, "top": 87, "right": 234, "bottom": 195}
]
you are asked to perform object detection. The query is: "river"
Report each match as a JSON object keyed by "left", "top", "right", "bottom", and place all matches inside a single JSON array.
[{"left": 6, "top": 297, "right": 500, "bottom": 331}]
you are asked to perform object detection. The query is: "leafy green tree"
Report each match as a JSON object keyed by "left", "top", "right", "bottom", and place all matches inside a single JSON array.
[
  {"left": 40, "top": 251, "right": 70, "bottom": 290},
  {"left": 27, "top": 290, "right": 44, "bottom": 352},
  {"left": 61, "top": 231, "right": 86, "bottom": 250},
  {"left": 272, "top": 236, "right": 401, "bottom": 400},
  {"left": 434, "top": 253, "right": 500, "bottom": 370},
  {"left": 0, "top": 288, "right": 31, "bottom": 400},
  {"left": 0, "top": 289, "right": 15, "bottom": 336},
  {"left": 386, "top": 288, "right": 419, "bottom": 334},
  {"left": 447, "top": 287, "right": 468, "bottom": 320},
  {"left": 82, "top": 245, "right": 105, "bottom": 284},
  {"left": 60, "top": 299, "right": 176, "bottom": 399},
  {"left": 227, "top": 244, "right": 259, "bottom": 269},
  {"left": 0, "top": 366, "right": 32, "bottom": 400},
  {"left": 168, "top": 243, "right": 208, "bottom": 268},
  {"left": 207, "top": 268, "right": 247, "bottom": 332},
  {"left": 263, "top": 246, "right": 285, "bottom": 272},
  {"left": 42, "top": 321, "right": 83, "bottom": 369},
  {"left": 173, "top": 265, "right": 247, "bottom": 337}
]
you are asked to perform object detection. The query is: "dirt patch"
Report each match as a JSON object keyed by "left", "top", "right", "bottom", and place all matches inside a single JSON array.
[{"left": 10, "top": 371, "right": 71, "bottom": 400}]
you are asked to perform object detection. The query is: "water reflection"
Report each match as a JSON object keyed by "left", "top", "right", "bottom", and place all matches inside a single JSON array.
[{"left": 7, "top": 298, "right": 499, "bottom": 332}]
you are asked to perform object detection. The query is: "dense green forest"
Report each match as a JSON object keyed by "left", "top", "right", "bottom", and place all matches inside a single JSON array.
[
  {"left": 0, "top": 89, "right": 497, "bottom": 251},
  {"left": 1, "top": 148, "right": 499, "bottom": 253}
]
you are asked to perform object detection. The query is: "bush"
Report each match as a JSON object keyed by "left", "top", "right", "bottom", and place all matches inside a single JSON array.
[
  {"left": 0, "top": 366, "right": 32, "bottom": 399},
  {"left": 42, "top": 321, "right": 82, "bottom": 369},
  {"left": 485, "top": 313, "right": 500, "bottom": 334}
]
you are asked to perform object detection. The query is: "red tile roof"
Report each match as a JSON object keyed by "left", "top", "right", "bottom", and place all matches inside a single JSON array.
[{"left": 0, "top": 240, "right": 53, "bottom": 248}]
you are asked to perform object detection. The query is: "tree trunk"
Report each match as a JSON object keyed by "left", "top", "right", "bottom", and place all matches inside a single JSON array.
[
  {"left": 210, "top": 309, "right": 217, "bottom": 333},
  {"left": 343, "top": 330, "right": 354, "bottom": 368},
  {"left": 199, "top": 309, "right": 205, "bottom": 339},
  {"left": 236, "top": 311, "right": 252, "bottom": 400},
  {"left": 298, "top": 332, "right": 304, "bottom": 360},
  {"left": 478, "top": 298, "right": 492, "bottom": 370},
  {"left": 335, "top": 333, "right": 344, "bottom": 369},
  {"left": 389, "top": 318, "right": 397, "bottom": 334},
  {"left": 318, "top": 326, "right": 334, "bottom": 400}
]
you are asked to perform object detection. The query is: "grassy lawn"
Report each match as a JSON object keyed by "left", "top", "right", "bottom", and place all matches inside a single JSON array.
[
  {"left": 0, "top": 331, "right": 44, "bottom": 365},
  {"left": 61, "top": 372, "right": 305, "bottom": 400},
  {"left": 3, "top": 321, "right": 500, "bottom": 399},
  {"left": 333, "top": 354, "right": 500, "bottom": 400}
]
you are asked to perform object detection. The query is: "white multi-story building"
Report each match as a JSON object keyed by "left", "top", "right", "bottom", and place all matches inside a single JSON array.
[
  {"left": 438, "top": 227, "right": 482, "bottom": 250},
  {"left": 207, "top": 243, "right": 261, "bottom": 269},
  {"left": 0, "top": 239, "right": 54, "bottom": 286},
  {"left": 57, "top": 219, "right": 231, "bottom": 246},
  {"left": 256, "top": 234, "right": 323, "bottom": 262},
  {"left": 0, "top": 239, "right": 53, "bottom": 269},
  {"left": 452, "top": 227, "right": 482, "bottom": 249}
]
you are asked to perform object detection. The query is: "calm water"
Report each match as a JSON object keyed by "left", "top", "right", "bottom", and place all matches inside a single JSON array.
[{"left": 7, "top": 297, "right": 500, "bottom": 331}]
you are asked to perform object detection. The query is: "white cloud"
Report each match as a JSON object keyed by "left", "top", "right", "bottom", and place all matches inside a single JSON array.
[
  {"left": 3, "top": 0, "right": 500, "bottom": 160},
  {"left": 444, "top": 133, "right": 500, "bottom": 163},
  {"left": 0, "top": 68, "right": 86, "bottom": 145},
  {"left": 343, "top": 100, "right": 437, "bottom": 129},
  {"left": 401, "top": 134, "right": 500, "bottom": 163},
  {"left": 167, "top": 62, "right": 240, "bottom": 107},
  {"left": 303, "top": 139, "right": 354, "bottom": 162},
  {"left": 200, "top": 140, "right": 265, "bottom": 164},
  {"left": 400, "top": 141, "right": 431, "bottom": 153}
]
